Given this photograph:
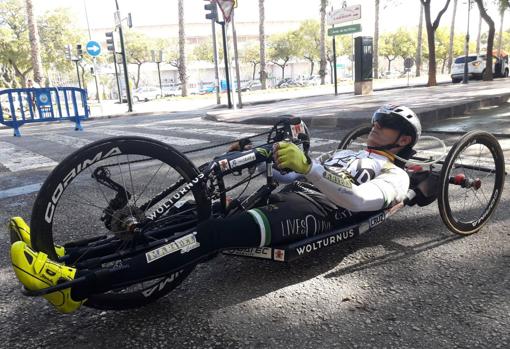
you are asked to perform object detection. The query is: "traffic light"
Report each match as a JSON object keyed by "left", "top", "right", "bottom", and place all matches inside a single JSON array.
[
  {"left": 105, "top": 32, "right": 115, "bottom": 52},
  {"left": 64, "top": 44, "right": 72, "bottom": 60},
  {"left": 204, "top": 1, "right": 218, "bottom": 21}
]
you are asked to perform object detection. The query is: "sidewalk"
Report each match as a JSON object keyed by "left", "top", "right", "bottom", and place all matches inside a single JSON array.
[{"left": 205, "top": 79, "right": 510, "bottom": 129}]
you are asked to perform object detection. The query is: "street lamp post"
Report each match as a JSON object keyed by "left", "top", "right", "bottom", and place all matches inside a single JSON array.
[
  {"left": 152, "top": 50, "right": 163, "bottom": 98},
  {"left": 462, "top": 0, "right": 471, "bottom": 84}
]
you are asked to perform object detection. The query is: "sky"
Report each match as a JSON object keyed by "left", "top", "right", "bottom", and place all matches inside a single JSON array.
[{"left": 34, "top": 0, "right": 505, "bottom": 40}]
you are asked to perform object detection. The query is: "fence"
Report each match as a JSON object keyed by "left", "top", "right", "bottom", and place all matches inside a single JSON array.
[{"left": 0, "top": 87, "right": 89, "bottom": 136}]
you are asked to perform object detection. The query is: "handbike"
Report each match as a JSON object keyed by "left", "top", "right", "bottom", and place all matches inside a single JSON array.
[{"left": 17, "top": 118, "right": 505, "bottom": 310}]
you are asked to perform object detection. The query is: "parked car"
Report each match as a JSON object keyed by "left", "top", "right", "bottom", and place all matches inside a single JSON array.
[
  {"left": 241, "top": 80, "right": 262, "bottom": 91},
  {"left": 162, "top": 84, "right": 181, "bottom": 97},
  {"left": 276, "top": 78, "right": 303, "bottom": 88},
  {"left": 302, "top": 75, "right": 322, "bottom": 86},
  {"left": 380, "top": 71, "right": 402, "bottom": 79},
  {"left": 133, "top": 87, "right": 161, "bottom": 102},
  {"left": 450, "top": 53, "right": 508, "bottom": 83}
]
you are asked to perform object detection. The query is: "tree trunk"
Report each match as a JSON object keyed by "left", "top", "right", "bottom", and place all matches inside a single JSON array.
[
  {"left": 497, "top": 10, "right": 504, "bottom": 56},
  {"left": 310, "top": 60, "right": 315, "bottom": 76},
  {"left": 252, "top": 62, "right": 258, "bottom": 80},
  {"left": 136, "top": 63, "right": 142, "bottom": 88},
  {"left": 319, "top": 0, "right": 327, "bottom": 85},
  {"left": 416, "top": 3, "right": 424, "bottom": 77},
  {"left": 258, "top": 0, "right": 267, "bottom": 89},
  {"left": 281, "top": 66, "right": 285, "bottom": 79},
  {"left": 25, "top": 0, "right": 44, "bottom": 84},
  {"left": 476, "top": 13, "right": 482, "bottom": 54},
  {"left": 447, "top": 0, "right": 458, "bottom": 74},
  {"left": 474, "top": 0, "right": 495, "bottom": 80},
  {"left": 374, "top": 0, "right": 380, "bottom": 79},
  {"left": 421, "top": 0, "right": 452, "bottom": 86},
  {"left": 441, "top": 59, "right": 446, "bottom": 74},
  {"left": 178, "top": 0, "right": 188, "bottom": 96}
]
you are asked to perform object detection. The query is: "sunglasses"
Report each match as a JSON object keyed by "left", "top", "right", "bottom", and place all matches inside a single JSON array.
[{"left": 372, "top": 113, "right": 414, "bottom": 135}]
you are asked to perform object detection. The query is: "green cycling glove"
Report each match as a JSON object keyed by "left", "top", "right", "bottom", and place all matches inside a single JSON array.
[{"left": 274, "top": 141, "right": 311, "bottom": 174}]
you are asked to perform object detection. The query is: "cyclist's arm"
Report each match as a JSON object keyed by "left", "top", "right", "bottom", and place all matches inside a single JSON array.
[{"left": 304, "top": 162, "right": 409, "bottom": 212}]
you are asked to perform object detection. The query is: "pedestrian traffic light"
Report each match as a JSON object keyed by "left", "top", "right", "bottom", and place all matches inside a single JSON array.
[
  {"left": 76, "top": 44, "right": 83, "bottom": 58},
  {"left": 105, "top": 32, "right": 115, "bottom": 52},
  {"left": 64, "top": 44, "right": 72, "bottom": 60},
  {"left": 204, "top": 1, "right": 218, "bottom": 21}
]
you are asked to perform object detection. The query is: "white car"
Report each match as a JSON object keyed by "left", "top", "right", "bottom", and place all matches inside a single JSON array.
[
  {"left": 450, "top": 54, "right": 510, "bottom": 83},
  {"left": 133, "top": 87, "right": 161, "bottom": 102}
]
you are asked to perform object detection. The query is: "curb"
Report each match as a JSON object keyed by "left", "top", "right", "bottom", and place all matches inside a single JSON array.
[{"left": 206, "top": 92, "right": 510, "bottom": 129}]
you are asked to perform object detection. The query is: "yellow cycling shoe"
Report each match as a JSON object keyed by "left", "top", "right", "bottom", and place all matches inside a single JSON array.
[
  {"left": 9, "top": 217, "right": 66, "bottom": 258},
  {"left": 10, "top": 241, "right": 84, "bottom": 314}
]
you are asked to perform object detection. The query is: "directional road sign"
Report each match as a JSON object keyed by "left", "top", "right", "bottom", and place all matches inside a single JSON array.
[
  {"left": 327, "top": 4, "right": 362, "bottom": 25},
  {"left": 328, "top": 24, "right": 362, "bottom": 37},
  {"left": 86, "top": 40, "right": 101, "bottom": 57}
]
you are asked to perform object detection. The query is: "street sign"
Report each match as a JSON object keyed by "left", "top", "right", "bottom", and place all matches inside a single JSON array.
[
  {"left": 86, "top": 41, "right": 101, "bottom": 57},
  {"left": 328, "top": 24, "right": 362, "bottom": 37},
  {"left": 217, "top": 0, "right": 236, "bottom": 22},
  {"left": 404, "top": 57, "right": 415, "bottom": 69},
  {"left": 327, "top": 4, "right": 361, "bottom": 25}
]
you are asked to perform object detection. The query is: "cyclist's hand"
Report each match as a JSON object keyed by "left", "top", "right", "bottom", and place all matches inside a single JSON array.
[{"left": 273, "top": 141, "right": 311, "bottom": 174}]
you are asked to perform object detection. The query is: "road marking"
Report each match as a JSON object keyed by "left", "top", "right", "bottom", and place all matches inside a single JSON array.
[
  {"left": 0, "top": 141, "right": 58, "bottom": 172},
  {"left": 0, "top": 183, "right": 42, "bottom": 199},
  {"left": 141, "top": 126, "right": 260, "bottom": 139},
  {"left": 91, "top": 129, "right": 209, "bottom": 146},
  {"left": 35, "top": 134, "right": 92, "bottom": 148}
]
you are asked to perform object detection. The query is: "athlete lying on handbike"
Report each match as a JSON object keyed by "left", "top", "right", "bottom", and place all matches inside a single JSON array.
[{"left": 9, "top": 104, "right": 421, "bottom": 313}]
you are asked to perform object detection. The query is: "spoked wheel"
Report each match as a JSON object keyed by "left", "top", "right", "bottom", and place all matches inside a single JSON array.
[
  {"left": 30, "top": 136, "right": 211, "bottom": 310},
  {"left": 337, "top": 124, "right": 372, "bottom": 151},
  {"left": 438, "top": 131, "right": 505, "bottom": 235}
]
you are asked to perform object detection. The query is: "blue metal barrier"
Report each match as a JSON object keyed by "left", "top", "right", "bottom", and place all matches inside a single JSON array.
[{"left": 0, "top": 87, "right": 89, "bottom": 136}]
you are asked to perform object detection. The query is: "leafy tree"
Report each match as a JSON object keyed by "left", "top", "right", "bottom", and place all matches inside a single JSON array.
[
  {"left": 319, "top": 0, "right": 328, "bottom": 84},
  {"left": 177, "top": 0, "right": 187, "bottom": 96},
  {"left": 474, "top": 0, "right": 495, "bottom": 80},
  {"left": 258, "top": 0, "right": 267, "bottom": 89},
  {"left": 379, "top": 28, "right": 416, "bottom": 72},
  {"left": 192, "top": 40, "right": 223, "bottom": 62},
  {"left": 25, "top": 0, "right": 43, "bottom": 84},
  {"left": 416, "top": 3, "right": 424, "bottom": 76},
  {"left": 447, "top": 0, "right": 459, "bottom": 74},
  {"left": 241, "top": 43, "right": 260, "bottom": 80},
  {"left": 420, "top": 0, "right": 452, "bottom": 86},
  {"left": 124, "top": 31, "right": 151, "bottom": 89},
  {"left": 268, "top": 31, "right": 300, "bottom": 79},
  {"left": 295, "top": 20, "right": 321, "bottom": 76}
]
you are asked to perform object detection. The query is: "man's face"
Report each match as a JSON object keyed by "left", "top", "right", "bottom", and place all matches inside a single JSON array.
[{"left": 367, "top": 121, "right": 409, "bottom": 148}]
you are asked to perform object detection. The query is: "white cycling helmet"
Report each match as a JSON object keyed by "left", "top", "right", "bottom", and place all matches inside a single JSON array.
[{"left": 371, "top": 104, "right": 422, "bottom": 147}]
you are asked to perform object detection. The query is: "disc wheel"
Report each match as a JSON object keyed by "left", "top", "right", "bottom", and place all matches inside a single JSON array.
[
  {"left": 337, "top": 124, "right": 372, "bottom": 151},
  {"left": 30, "top": 136, "right": 211, "bottom": 310},
  {"left": 438, "top": 131, "right": 505, "bottom": 235}
]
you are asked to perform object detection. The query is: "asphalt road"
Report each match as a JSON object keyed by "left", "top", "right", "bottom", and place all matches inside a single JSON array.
[{"left": 0, "top": 104, "right": 509, "bottom": 348}]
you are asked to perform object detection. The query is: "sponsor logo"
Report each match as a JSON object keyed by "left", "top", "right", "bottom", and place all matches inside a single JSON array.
[
  {"left": 218, "top": 159, "right": 230, "bottom": 172},
  {"left": 256, "top": 148, "right": 271, "bottom": 159},
  {"left": 280, "top": 214, "right": 331, "bottom": 238},
  {"left": 223, "top": 247, "right": 272, "bottom": 259},
  {"left": 147, "top": 173, "right": 205, "bottom": 220},
  {"left": 323, "top": 169, "right": 353, "bottom": 188},
  {"left": 145, "top": 232, "right": 200, "bottom": 263},
  {"left": 229, "top": 152, "right": 256, "bottom": 169},
  {"left": 274, "top": 249, "right": 285, "bottom": 261},
  {"left": 291, "top": 123, "right": 304, "bottom": 138},
  {"left": 472, "top": 189, "right": 498, "bottom": 226},
  {"left": 142, "top": 270, "right": 184, "bottom": 297},
  {"left": 45, "top": 147, "right": 122, "bottom": 224},
  {"left": 369, "top": 212, "right": 385, "bottom": 228},
  {"left": 295, "top": 228, "right": 356, "bottom": 256}
]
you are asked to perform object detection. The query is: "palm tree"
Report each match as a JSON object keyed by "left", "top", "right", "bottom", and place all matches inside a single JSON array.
[
  {"left": 178, "top": 0, "right": 187, "bottom": 96},
  {"left": 258, "top": 0, "right": 267, "bottom": 89},
  {"left": 474, "top": 0, "right": 495, "bottom": 80},
  {"left": 416, "top": 3, "right": 424, "bottom": 77},
  {"left": 374, "top": 0, "right": 380, "bottom": 79},
  {"left": 25, "top": 0, "right": 43, "bottom": 84},
  {"left": 497, "top": 1, "right": 509, "bottom": 56},
  {"left": 447, "top": 0, "right": 458, "bottom": 74},
  {"left": 319, "top": 0, "right": 328, "bottom": 85},
  {"left": 476, "top": 12, "right": 482, "bottom": 54}
]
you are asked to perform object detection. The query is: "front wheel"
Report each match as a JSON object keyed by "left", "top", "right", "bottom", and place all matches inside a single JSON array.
[
  {"left": 30, "top": 136, "right": 211, "bottom": 309},
  {"left": 438, "top": 131, "right": 505, "bottom": 235}
]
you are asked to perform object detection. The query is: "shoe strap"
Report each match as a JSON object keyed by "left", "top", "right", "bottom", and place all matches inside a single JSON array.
[{"left": 33, "top": 252, "right": 49, "bottom": 274}]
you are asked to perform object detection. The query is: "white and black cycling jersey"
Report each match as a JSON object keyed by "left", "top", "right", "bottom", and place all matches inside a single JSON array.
[{"left": 274, "top": 149, "right": 410, "bottom": 212}]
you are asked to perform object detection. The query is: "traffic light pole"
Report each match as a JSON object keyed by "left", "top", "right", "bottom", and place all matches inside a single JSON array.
[
  {"left": 115, "top": 0, "right": 133, "bottom": 112},
  {"left": 113, "top": 53, "right": 122, "bottom": 103},
  {"left": 220, "top": 22, "right": 232, "bottom": 109},
  {"left": 156, "top": 61, "right": 162, "bottom": 97},
  {"left": 75, "top": 60, "right": 82, "bottom": 89}
]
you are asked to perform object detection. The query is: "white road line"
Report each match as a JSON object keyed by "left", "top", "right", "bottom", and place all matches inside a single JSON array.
[
  {"left": 0, "top": 183, "right": 42, "bottom": 199},
  {"left": 133, "top": 118, "right": 270, "bottom": 129},
  {"left": 0, "top": 141, "right": 58, "bottom": 172},
  {"left": 91, "top": 129, "right": 209, "bottom": 146},
  {"left": 35, "top": 134, "right": 92, "bottom": 149},
  {"left": 141, "top": 126, "right": 257, "bottom": 139}
]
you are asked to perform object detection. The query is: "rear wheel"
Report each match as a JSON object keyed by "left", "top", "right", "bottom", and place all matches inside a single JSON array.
[
  {"left": 438, "top": 131, "right": 505, "bottom": 235},
  {"left": 337, "top": 124, "right": 372, "bottom": 151},
  {"left": 30, "top": 136, "right": 211, "bottom": 309}
]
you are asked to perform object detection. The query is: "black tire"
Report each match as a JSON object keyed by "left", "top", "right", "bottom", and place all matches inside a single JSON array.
[
  {"left": 31, "top": 136, "right": 211, "bottom": 309},
  {"left": 337, "top": 124, "right": 372, "bottom": 151},
  {"left": 438, "top": 131, "right": 505, "bottom": 235},
  {"left": 504, "top": 69, "right": 509, "bottom": 78},
  {"left": 452, "top": 78, "right": 461, "bottom": 84}
]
